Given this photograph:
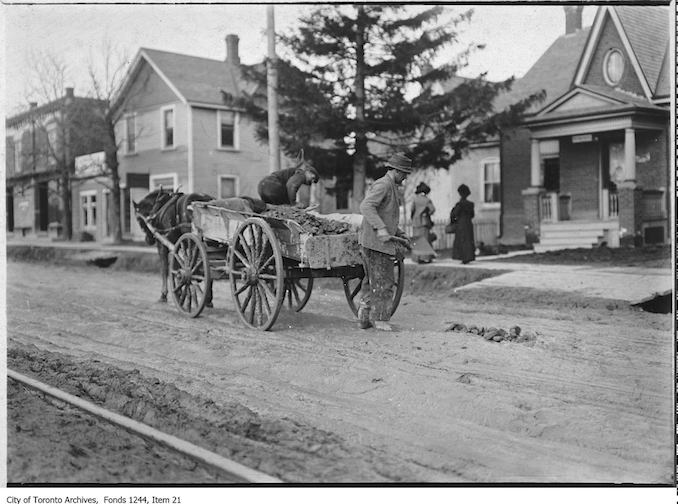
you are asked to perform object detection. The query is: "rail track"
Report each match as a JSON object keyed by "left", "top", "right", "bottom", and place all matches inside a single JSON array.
[{"left": 7, "top": 369, "right": 283, "bottom": 484}]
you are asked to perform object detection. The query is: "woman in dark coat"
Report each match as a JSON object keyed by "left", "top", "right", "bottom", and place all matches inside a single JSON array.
[{"left": 450, "top": 184, "right": 475, "bottom": 264}]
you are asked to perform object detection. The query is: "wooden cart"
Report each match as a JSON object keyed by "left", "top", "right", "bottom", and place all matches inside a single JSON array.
[{"left": 156, "top": 202, "right": 404, "bottom": 330}]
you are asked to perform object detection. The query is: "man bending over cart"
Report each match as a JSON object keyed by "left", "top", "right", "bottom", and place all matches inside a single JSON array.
[
  {"left": 257, "top": 158, "right": 320, "bottom": 207},
  {"left": 358, "top": 153, "right": 412, "bottom": 331}
]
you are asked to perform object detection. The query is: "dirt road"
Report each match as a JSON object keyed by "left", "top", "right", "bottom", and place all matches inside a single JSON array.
[{"left": 6, "top": 261, "right": 673, "bottom": 483}]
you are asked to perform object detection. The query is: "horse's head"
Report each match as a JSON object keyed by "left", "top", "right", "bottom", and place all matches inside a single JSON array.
[{"left": 134, "top": 188, "right": 175, "bottom": 245}]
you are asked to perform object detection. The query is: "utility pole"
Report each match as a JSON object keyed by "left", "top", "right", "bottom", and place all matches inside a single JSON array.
[{"left": 267, "top": 5, "right": 280, "bottom": 173}]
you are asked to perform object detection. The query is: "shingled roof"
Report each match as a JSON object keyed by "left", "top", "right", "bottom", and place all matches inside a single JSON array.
[
  {"left": 140, "top": 48, "right": 260, "bottom": 106},
  {"left": 111, "top": 46, "right": 262, "bottom": 114},
  {"left": 614, "top": 5, "right": 670, "bottom": 96},
  {"left": 493, "top": 26, "right": 591, "bottom": 113}
]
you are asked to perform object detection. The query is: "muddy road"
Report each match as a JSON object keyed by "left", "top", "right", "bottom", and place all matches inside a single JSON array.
[{"left": 6, "top": 261, "right": 674, "bottom": 483}]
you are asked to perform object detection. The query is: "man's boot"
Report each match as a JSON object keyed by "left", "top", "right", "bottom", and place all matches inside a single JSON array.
[{"left": 357, "top": 304, "right": 372, "bottom": 329}]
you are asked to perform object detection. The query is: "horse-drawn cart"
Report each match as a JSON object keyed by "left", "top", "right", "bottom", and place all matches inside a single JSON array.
[{"left": 140, "top": 202, "right": 404, "bottom": 330}]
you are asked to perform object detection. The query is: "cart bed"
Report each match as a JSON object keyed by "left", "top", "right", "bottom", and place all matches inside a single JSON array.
[{"left": 191, "top": 202, "right": 362, "bottom": 269}]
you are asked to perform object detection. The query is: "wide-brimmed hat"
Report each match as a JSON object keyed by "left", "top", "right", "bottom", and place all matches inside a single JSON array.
[
  {"left": 415, "top": 182, "right": 431, "bottom": 194},
  {"left": 385, "top": 153, "right": 413, "bottom": 173}
]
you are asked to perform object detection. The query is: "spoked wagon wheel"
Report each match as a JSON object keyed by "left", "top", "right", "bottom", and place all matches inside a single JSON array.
[
  {"left": 283, "top": 277, "right": 313, "bottom": 312},
  {"left": 229, "top": 218, "right": 285, "bottom": 330},
  {"left": 342, "top": 257, "right": 405, "bottom": 318},
  {"left": 169, "top": 233, "right": 212, "bottom": 318}
]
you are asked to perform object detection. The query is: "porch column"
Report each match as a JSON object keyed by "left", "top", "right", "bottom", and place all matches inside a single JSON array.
[
  {"left": 624, "top": 127, "right": 636, "bottom": 181},
  {"left": 530, "top": 138, "right": 541, "bottom": 187},
  {"left": 618, "top": 128, "right": 641, "bottom": 246},
  {"left": 521, "top": 138, "right": 544, "bottom": 244}
]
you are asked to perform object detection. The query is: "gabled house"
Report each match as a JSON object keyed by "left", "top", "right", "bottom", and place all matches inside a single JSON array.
[
  {"left": 5, "top": 88, "right": 105, "bottom": 239},
  {"left": 404, "top": 75, "right": 503, "bottom": 248},
  {"left": 107, "top": 34, "right": 291, "bottom": 241},
  {"left": 501, "top": 5, "right": 670, "bottom": 250}
]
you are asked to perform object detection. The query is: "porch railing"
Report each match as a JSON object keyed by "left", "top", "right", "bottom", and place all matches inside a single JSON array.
[
  {"left": 608, "top": 191, "right": 619, "bottom": 218},
  {"left": 539, "top": 192, "right": 558, "bottom": 222},
  {"left": 602, "top": 189, "right": 619, "bottom": 219}
]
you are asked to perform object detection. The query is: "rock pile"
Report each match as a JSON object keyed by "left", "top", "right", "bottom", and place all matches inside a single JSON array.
[
  {"left": 263, "top": 206, "right": 351, "bottom": 235},
  {"left": 444, "top": 323, "right": 537, "bottom": 344}
]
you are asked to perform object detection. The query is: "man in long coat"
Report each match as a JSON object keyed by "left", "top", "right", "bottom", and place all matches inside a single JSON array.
[{"left": 358, "top": 153, "right": 412, "bottom": 331}]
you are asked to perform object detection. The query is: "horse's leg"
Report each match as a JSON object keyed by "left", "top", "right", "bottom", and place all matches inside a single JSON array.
[{"left": 158, "top": 243, "right": 168, "bottom": 303}]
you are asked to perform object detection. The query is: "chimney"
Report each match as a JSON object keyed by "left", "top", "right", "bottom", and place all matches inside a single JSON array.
[
  {"left": 65, "top": 87, "right": 74, "bottom": 98},
  {"left": 226, "top": 34, "right": 240, "bottom": 65},
  {"left": 564, "top": 6, "right": 583, "bottom": 34}
]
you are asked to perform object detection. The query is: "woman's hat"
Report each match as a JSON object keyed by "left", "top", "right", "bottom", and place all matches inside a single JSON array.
[
  {"left": 457, "top": 184, "right": 471, "bottom": 198},
  {"left": 415, "top": 182, "right": 431, "bottom": 194},
  {"left": 385, "top": 153, "right": 413, "bottom": 173}
]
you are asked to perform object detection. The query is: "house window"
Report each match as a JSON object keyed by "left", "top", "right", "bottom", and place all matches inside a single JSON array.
[
  {"left": 162, "top": 107, "right": 175, "bottom": 148},
  {"left": 150, "top": 173, "right": 178, "bottom": 191},
  {"left": 481, "top": 158, "right": 500, "bottom": 204},
  {"left": 336, "top": 189, "right": 349, "bottom": 210},
  {"left": 125, "top": 114, "right": 136, "bottom": 153},
  {"left": 80, "top": 191, "right": 97, "bottom": 231},
  {"left": 603, "top": 49, "right": 624, "bottom": 86},
  {"left": 218, "top": 110, "right": 237, "bottom": 149},
  {"left": 218, "top": 175, "right": 238, "bottom": 198},
  {"left": 14, "top": 139, "right": 22, "bottom": 173}
]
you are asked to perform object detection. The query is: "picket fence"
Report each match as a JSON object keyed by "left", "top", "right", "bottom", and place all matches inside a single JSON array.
[{"left": 403, "top": 218, "right": 499, "bottom": 250}]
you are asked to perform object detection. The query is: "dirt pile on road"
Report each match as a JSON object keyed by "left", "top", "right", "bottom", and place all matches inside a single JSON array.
[
  {"left": 263, "top": 206, "right": 351, "bottom": 235},
  {"left": 445, "top": 322, "right": 537, "bottom": 344},
  {"left": 7, "top": 343, "right": 418, "bottom": 483}
]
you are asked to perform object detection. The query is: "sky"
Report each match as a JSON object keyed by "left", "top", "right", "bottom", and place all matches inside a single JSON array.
[{"left": 2, "top": 2, "right": 597, "bottom": 115}]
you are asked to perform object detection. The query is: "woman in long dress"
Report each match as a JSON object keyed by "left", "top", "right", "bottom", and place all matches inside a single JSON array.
[
  {"left": 410, "top": 182, "right": 436, "bottom": 264},
  {"left": 450, "top": 184, "right": 475, "bottom": 264}
]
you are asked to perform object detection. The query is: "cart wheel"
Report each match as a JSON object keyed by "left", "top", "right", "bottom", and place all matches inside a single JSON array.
[
  {"left": 284, "top": 277, "right": 313, "bottom": 312},
  {"left": 229, "top": 218, "right": 284, "bottom": 330},
  {"left": 343, "top": 257, "right": 405, "bottom": 317},
  {"left": 169, "top": 233, "right": 211, "bottom": 318}
]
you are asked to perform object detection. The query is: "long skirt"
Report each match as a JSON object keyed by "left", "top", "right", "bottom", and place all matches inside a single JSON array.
[{"left": 411, "top": 226, "right": 436, "bottom": 263}]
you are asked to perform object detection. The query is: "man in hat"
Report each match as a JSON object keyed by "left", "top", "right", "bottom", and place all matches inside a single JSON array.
[
  {"left": 357, "top": 153, "right": 413, "bottom": 331},
  {"left": 257, "top": 160, "right": 320, "bottom": 207}
]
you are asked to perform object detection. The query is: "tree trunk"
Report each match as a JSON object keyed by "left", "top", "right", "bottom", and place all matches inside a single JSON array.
[
  {"left": 351, "top": 6, "right": 368, "bottom": 211},
  {"left": 60, "top": 169, "right": 72, "bottom": 240},
  {"left": 106, "top": 122, "right": 123, "bottom": 244}
]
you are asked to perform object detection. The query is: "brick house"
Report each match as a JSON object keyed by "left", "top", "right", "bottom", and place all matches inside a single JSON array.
[
  {"left": 499, "top": 5, "right": 671, "bottom": 250},
  {"left": 5, "top": 88, "right": 105, "bottom": 239},
  {"left": 107, "top": 34, "right": 294, "bottom": 241},
  {"left": 403, "top": 75, "right": 503, "bottom": 248}
]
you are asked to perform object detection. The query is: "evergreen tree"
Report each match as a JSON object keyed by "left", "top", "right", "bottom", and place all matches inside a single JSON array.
[{"left": 243, "top": 5, "right": 543, "bottom": 209}]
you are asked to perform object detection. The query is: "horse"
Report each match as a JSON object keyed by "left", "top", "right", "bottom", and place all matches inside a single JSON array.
[{"left": 133, "top": 188, "right": 215, "bottom": 304}]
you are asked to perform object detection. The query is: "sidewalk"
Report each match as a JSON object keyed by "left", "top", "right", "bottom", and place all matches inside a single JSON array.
[
  {"left": 8, "top": 238, "right": 672, "bottom": 305},
  {"left": 6, "top": 237, "right": 156, "bottom": 254},
  {"left": 406, "top": 256, "right": 673, "bottom": 304}
]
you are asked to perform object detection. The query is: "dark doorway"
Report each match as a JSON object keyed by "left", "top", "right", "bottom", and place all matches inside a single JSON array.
[
  {"left": 6, "top": 187, "right": 14, "bottom": 232},
  {"left": 543, "top": 157, "right": 560, "bottom": 192},
  {"left": 37, "top": 182, "right": 49, "bottom": 231}
]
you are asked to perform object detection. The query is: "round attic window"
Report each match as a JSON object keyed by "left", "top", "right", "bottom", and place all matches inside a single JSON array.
[{"left": 603, "top": 49, "right": 624, "bottom": 85}]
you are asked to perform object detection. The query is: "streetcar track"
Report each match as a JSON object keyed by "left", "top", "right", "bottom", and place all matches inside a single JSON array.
[{"left": 8, "top": 369, "right": 283, "bottom": 484}]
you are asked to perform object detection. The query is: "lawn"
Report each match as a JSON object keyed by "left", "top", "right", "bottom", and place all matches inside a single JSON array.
[{"left": 485, "top": 244, "right": 671, "bottom": 269}]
